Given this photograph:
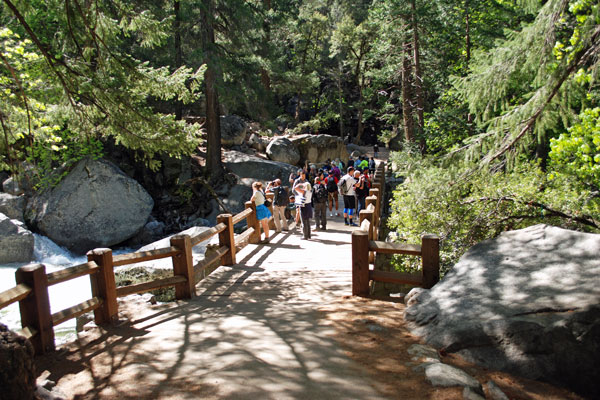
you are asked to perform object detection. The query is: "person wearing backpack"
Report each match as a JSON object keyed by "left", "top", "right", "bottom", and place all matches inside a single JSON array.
[
  {"left": 313, "top": 175, "right": 328, "bottom": 231},
  {"left": 325, "top": 172, "right": 340, "bottom": 217},
  {"left": 266, "top": 179, "right": 289, "bottom": 233},
  {"left": 338, "top": 166, "right": 358, "bottom": 226},
  {"left": 295, "top": 182, "right": 313, "bottom": 240}
]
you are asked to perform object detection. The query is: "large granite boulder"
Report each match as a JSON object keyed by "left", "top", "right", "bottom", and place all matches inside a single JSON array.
[
  {"left": 218, "top": 152, "right": 296, "bottom": 223},
  {"left": 266, "top": 137, "right": 300, "bottom": 165},
  {"left": 0, "top": 193, "right": 25, "bottom": 221},
  {"left": 220, "top": 115, "right": 247, "bottom": 147},
  {"left": 0, "top": 214, "right": 34, "bottom": 263},
  {"left": 26, "top": 157, "right": 153, "bottom": 254},
  {"left": 224, "top": 151, "right": 296, "bottom": 183},
  {"left": 0, "top": 323, "right": 36, "bottom": 400},
  {"left": 289, "top": 134, "right": 348, "bottom": 165},
  {"left": 404, "top": 224, "right": 600, "bottom": 398}
]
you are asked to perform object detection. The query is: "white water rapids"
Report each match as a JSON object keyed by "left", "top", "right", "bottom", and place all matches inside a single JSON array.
[{"left": 1, "top": 235, "right": 94, "bottom": 344}]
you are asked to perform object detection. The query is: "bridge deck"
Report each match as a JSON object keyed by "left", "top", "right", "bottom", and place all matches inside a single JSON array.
[{"left": 43, "top": 217, "right": 387, "bottom": 399}]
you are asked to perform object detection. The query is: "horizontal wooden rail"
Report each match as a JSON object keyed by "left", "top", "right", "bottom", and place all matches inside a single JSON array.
[
  {"left": 235, "top": 227, "right": 255, "bottom": 248},
  {"left": 232, "top": 207, "right": 253, "bottom": 225},
  {"left": 195, "top": 246, "right": 228, "bottom": 273},
  {"left": 47, "top": 261, "right": 99, "bottom": 286},
  {"left": 352, "top": 171, "right": 440, "bottom": 297},
  {"left": 190, "top": 222, "right": 226, "bottom": 246},
  {"left": 51, "top": 297, "right": 103, "bottom": 327},
  {"left": 0, "top": 283, "right": 32, "bottom": 310},
  {"left": 113, "top": 247, "right": 180, "bottom": 267},
  {"left": 193, "top": 246, "right": 228, "bottom": 284},
  {"left": 116, "top": 275, "right": 188, "bottom": 298},
  {"left": 6, "top": 193, "right": 258, "bottom": 356},
  {"left": 369, "top": 270, "right": 422, "bottom": 286},
  {"left": 369, "top": 241, "right": 422, "bottom": 256}
]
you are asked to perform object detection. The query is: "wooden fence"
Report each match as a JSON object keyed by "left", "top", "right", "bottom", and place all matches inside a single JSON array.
[
  {"left": 352, "top": 163, "right": 440, "bottom": 296},
  {"left": 0, "top": 199, "right": 273, "bottom": 355}
]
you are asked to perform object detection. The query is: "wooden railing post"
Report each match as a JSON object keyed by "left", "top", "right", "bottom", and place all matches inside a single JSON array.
[
  {"left": 245, "top": 201, "right": 260, "bottom": 244},
  {"left": 360, "top": 209, "right": 375, "bottom": 264},
  {"left": 266, "top": 192, "right": 276, "bottom": 230},
  {"left": 15, "top": 264, "right": 54, "bottom": 354},
  {"left": 352, "top": 230, "right": 370, "bottom": 296},
  {"left": 421, "top": 235, "right": 440, "bottom": 289},
  {"left": 369, "top": 188, "right": 380, "bottom": 229},
  {"left": 366, "top": 195, "right": 377, "bottom": 238},
  {"left": 217, "top": 213, "right": 236, "bottom": 265},
  {"left": 170, "top": 234, "right": 195, "bottom": 300},
  {"left": 87, "top": 248, "right": 118, "bottom": 324}
]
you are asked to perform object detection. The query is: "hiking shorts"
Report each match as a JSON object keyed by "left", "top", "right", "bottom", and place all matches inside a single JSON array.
[{"left": 343, "top": 195, "right": 355, "bottom": 209}]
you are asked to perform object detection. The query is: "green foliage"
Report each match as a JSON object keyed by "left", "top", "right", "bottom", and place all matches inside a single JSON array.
[
  {"left": 1, "top": 1, "right": 206, "bottom": 176},
  {"left": 549, "top": 107, "right": 600, "bottom": 189},
  {"left": 387, "top": 148, "right": 599, "bottom": 276},
  {"left": 452, "top": 0, "right": 600, "bottom": 166},
  {"left": 28, "top": 128, "right": 104, "bottom": 189}
]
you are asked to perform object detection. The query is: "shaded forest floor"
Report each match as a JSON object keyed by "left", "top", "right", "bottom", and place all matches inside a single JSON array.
[{"left": 319, "top": 296, "right": 585, "bottom": 400}]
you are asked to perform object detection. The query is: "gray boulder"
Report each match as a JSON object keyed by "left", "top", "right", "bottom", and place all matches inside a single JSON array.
[
  {"left": 0, "top": 323, "right": 36, "bottom": 400},
  {"left": 2, "top": 177, "right": 24, "bottom": 196},
  {"left": 346, "top": 143, "right": 362, "bottom": 155},
  {"left": 404, "top": 224, "right": 600, "bottom": 398},
  {"left": 248, "top": 133, "right": 270, "bottom": 153},
  {"left": 220, "top": 115, "right": 247, "bottom": 147},
  {"left": 224, "top": 151, "right": 297, "bottom": 184},
  {"left": 266, "top": 137, "right": 300, "bottom": 165},
  {"left": 289, "top": 134, "right": 348, "bottom": 165},
  {"left": 26, "top": 157, "right": 153, "bottom": 254},
  {"left": 0, "top": 193, "right": 25, "bottom": 221},
  {"left": 0, "top": 214, "right": 34, "bottom": 263}
]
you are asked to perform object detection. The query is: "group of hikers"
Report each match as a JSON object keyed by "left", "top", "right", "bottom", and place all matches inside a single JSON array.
[{"left": 250, "top": 155, "right": 377, "bottom": 242}]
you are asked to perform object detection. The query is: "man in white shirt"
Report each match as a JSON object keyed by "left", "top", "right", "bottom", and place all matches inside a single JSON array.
[{"left": 338, "top": 166, "right": 358, "bottom": 226}]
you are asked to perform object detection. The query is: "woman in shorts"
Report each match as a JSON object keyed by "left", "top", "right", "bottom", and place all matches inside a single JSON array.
[{"left": 251, "top": 181, "right": 272, "bottom": 243}]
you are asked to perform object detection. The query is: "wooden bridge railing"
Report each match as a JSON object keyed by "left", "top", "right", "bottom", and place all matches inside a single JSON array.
[
  {"left": 0, "top": 201, "right": 270, "bottom": 355},
  {"left": 352, "top": 162, "right": 440, "bottom": 296}
]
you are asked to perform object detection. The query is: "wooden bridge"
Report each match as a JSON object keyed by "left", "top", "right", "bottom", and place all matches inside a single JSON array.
[{"left": 0, "top": 163, "right": 439, "bottom": 399}]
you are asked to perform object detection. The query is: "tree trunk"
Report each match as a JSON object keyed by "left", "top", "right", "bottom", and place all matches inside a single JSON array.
[
  {"left": 355, "top": 75, "right": 365, "bottom": 144},
  {"left": 337, "top": 61, "right": 344, "bottom": 138},
  {"left": 465, "top": 0, "right": 474, "bottom": 130},
  {"left": 401, "top": 40, "right": 415, "bottom": 143},
  {"left": 201, "top": 0, "right": 222, "bottom": 174},
  {"left": 173, "top": 0, "right": 183, "bottom": 120},
  {"left": 260, "top": 0, "right": 272, "bottom": 92},
  {"left": 411, "top": 0, "right": 424, "bottom": 132},
  {"left": 465, "top": 0, "right": 471, "bottom": 64}
]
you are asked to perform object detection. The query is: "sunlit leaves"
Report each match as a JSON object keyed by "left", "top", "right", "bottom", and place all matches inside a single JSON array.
[{"left": 550, "top": 107, "right": 600, "bottom": 188}]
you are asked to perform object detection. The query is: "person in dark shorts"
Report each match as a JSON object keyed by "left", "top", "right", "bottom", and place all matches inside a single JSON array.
[{"left": 338, "top": 167, "right": 358, "bottom": 226}]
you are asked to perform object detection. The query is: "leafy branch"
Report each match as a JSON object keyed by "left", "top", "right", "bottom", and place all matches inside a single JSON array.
[{"left": 461, "top": 196, "right": 599, "bottom": 229}]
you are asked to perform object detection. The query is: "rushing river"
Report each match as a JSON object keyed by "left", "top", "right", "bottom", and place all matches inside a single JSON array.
[{"left": 1, "top": 235, "right": 94, "bottom": 344}]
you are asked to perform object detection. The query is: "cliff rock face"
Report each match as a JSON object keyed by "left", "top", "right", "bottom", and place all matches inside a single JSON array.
[
  {"left": 26, "top": 157, "right": 153, "bottom": 254},
  {"left": 404, "top": 224, "right": 600, "bottom": 398}
]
